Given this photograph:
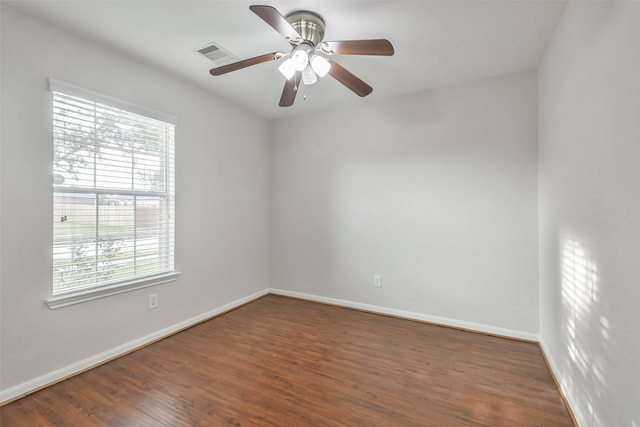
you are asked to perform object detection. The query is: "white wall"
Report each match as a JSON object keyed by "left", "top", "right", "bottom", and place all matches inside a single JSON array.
[
  {"left": 270, "top": 71, "right": 539, "bottom": 337},
  {"left": 0, "top": 5, "right": 270, "bottom": 398},
  {"left": 538, "top": 2, "right": 640, "bottom": 426}
]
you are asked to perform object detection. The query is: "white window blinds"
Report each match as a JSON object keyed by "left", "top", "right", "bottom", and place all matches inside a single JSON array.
[{"left": 51, "top": 81, "right": 175, "bottom": 296}]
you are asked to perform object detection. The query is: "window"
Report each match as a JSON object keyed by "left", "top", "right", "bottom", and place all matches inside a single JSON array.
[{"left": 49, "top": 80, "right": 176, "bottom": 306}]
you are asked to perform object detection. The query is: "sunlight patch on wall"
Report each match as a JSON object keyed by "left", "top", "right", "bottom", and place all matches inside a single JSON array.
[
  {"left": 560, "top": 238, "right": 606, "bottom": 426},
  {"left": 562, "top": 239, "right": 596, "bottom": 374}
]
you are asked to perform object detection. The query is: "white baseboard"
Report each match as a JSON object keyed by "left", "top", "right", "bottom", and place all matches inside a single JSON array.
[
  {"left": 538, "top": 338, "right": 561, "bottom": 381},
  {"left": 538, "top": 338, "right": 579, "bottom": 426},
  {"left": 268, "top": 288, "right": 539, "bottom": 342},
  {"left": 0, "top": 288, "right": 268, "bottom": 404}
]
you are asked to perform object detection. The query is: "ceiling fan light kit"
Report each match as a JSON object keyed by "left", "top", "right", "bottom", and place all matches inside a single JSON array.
[
  {"left": 301, "top": 65, "right": 318, "bottom": 85},
  {"left": 278, "top": 58, "right": 297, "bottom": 80},
  {"left": 291, "top": 47, "right": 310, "bottom": 71},
  {"left": 278, "top": 45, "right": 330, "bottom": 83},
  {"left": 209, "top": 5, "right": 394, "bottom": 107},
  {"left": 310, "top": 55, "right": 331, "bottom": 77}
]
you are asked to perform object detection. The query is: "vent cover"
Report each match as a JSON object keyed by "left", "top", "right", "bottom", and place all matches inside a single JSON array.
[{"left": 197, "top": 42, "right": 238, "bottom": 67}]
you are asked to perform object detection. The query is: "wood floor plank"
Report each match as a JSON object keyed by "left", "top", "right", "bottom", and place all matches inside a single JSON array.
[{"left": 0, "top": 295, "right": 574, "bottom": 426}]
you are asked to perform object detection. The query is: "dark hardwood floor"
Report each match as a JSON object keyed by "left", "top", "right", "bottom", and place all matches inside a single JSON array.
[{"left": 0, "top": 295, "right": 574, "bottom": 426}]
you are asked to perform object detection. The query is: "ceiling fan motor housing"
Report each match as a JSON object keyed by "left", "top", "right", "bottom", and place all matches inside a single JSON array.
[{"left": 285, "top": 10, "right": 326, "bottom": 46}]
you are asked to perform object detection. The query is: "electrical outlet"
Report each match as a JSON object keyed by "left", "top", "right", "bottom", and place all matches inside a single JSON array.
[
  {"left": 148, "top": 293, "right": 158, "bottom": 309},
  {"left": 373, "top": 275, "right": 382, "bottom": 288}
]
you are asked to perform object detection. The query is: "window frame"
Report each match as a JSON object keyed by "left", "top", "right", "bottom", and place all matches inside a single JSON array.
[{"left": 46, "top": 79, "right": 179, "bottom": 309}]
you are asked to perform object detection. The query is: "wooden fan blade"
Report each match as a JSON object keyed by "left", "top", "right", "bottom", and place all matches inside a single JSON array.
[
  {"left": 321, "top": 39, "right": 395, "bottom": 56},
  {"left": 210, "top": 52, "right": 280, "bottom": 76},
  {"left": 279, "top": 72, "right": 302, "bottom": 107},
  {"left": 327, "top": 60, "right": 373, "bottom": 97},
  {"left": 250, "top": 5, "right": 302, "bottom": 41}
]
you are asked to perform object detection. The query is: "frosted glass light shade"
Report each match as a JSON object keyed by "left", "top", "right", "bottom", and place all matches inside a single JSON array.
[
  {"left": 310, "top": 55, "right": 331, "bottom": 77},
  {"left": 292, "top": 50, "right": 309, "bottom": 71},
  {"left": 302, "top": 65, "right": 317, "bottom": 85},
  {"left": 278, "top": 58, "right": 296, "bottom": 80}
]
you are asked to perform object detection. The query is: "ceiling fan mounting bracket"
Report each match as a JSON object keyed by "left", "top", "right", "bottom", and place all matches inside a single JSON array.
[{"left": 285, "top": 10, "right": 326, "bottom": 46}]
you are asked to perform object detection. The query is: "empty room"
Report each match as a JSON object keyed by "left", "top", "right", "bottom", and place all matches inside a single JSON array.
[{"left": 0, "top": 1, "right": 638, "bottom": 426}]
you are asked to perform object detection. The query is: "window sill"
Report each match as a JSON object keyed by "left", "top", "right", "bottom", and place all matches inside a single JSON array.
[{"left": 45, "top": 272, "right": 181, "bottom": 309}]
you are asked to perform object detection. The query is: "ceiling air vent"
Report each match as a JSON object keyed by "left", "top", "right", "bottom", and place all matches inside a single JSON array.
[{"left": 197, "top": 42, "right": 238, "bottom": 67}]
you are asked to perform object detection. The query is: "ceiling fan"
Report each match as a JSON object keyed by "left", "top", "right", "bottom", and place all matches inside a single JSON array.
[{"left": 209, "top": 5, "right": 394, "bottom": 107}]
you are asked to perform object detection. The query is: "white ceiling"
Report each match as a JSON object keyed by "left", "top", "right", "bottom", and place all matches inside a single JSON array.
[{"left": 8, "top": 1, "right": 567, "bottom": 119}]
